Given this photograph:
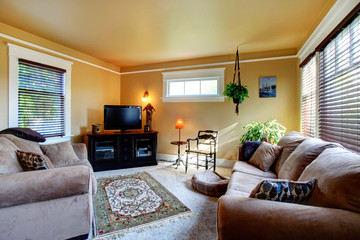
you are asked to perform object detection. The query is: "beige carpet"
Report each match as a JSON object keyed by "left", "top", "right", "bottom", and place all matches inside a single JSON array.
[{"left": 91, "top": 160, "right": 232, "bottom": 240}]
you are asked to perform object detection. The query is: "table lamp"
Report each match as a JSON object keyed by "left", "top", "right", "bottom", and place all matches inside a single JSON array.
[{"left": 175, "top": 117, "right": 184, "bottom": 142}]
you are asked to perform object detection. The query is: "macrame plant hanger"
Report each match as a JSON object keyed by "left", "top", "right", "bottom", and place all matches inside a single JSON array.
[{"left": 233, "top": 48, "right": 242, "bottom": 115}]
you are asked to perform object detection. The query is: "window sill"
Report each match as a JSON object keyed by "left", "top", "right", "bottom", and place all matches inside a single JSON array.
[
  {"left": 162, "top": 96, "right": 225, "bottom": 102},
  {"left": 40, "top": 135, "right": 72, "bottom": 145}
]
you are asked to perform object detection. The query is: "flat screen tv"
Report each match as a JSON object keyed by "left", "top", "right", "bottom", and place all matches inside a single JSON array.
[{"left": 104, "top": 105, "right": 142, "bottom": 132}]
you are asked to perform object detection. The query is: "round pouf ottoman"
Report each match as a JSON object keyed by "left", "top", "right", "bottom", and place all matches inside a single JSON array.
[{"left": 191, "top": 170, "right": 229, "bottom": 197}]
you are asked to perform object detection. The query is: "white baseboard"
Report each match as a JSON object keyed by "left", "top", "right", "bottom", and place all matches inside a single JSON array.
[{"left": 156, "top": 153, "right": 235, "bottom": 168}]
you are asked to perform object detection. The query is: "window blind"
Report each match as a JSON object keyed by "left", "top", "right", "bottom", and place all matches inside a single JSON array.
[
  {"left": 301, "top": 55, "right": 317, "bottom": 138},
  {"left": 318, "top": 14, "right": 360, "bottom": 153},
  {"left": 18, "top": 59, "right": 66, "bottom": 137}
]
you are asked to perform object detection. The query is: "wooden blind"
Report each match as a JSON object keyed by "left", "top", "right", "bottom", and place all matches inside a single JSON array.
[
  {"left": 18, "top": 59, "right": 66, "bottom": 137},
  {"left": 318, "top": 14, "right": 360, "bottom": 153},
  {"left": 301, "top": 55, "right": 317, "bottom": 138}
]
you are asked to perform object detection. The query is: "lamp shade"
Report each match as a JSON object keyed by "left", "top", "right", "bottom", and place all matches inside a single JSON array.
[
  {"left": 141, "top": 91, "right": 149, "bottom": 102},
  {"left": 175, "top": 118, "right": 184, "bottom": 129}
]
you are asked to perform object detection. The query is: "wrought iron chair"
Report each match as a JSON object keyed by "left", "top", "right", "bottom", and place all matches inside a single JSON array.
[{"left": 185, "top": 130, "right": 218, "bottom": 173}]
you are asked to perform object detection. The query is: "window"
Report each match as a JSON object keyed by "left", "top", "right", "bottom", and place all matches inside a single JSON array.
[
  {"left": 300, "top": 55, "right": 317, "bottom": 138},
  {"left": 300, "top": 10, "right": 360, "bottom": 153},
  {"left": 162, "top": 68, "right": 225, "bottom": 102},
  {"left": 8, "top": 44, "right": 72, "bottom": 143},
  {"left": 318, "top": 14, "right": 360, "bottom": 152}
]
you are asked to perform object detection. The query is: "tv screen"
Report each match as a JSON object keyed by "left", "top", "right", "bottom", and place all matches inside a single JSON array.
[{"left": 104, "top": 105, "right": 142, "bottom": 131}]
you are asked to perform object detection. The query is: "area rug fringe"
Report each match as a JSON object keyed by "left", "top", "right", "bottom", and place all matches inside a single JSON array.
[{"left": 94, "top": 211, "right": 197, "bottom": 240}]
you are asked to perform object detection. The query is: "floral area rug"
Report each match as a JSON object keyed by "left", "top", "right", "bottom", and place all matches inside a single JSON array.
[{"left": 93, "top": 172, "right": 195, "bottom": 239}]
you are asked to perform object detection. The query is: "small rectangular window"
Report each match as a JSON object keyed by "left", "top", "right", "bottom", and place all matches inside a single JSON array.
[{"left": 162, "top": 68, "right": 225, "bottom": 102}]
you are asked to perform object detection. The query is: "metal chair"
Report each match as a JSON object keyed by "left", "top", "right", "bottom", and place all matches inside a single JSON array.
[{"left": 185, "top": 130, "right": 218, "bottom": 173}]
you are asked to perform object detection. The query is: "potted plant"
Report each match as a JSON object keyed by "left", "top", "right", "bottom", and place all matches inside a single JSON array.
[
  {"left": 240, "top": 120, "right": 286, "bottom": 144},
  {"left": 223, "top": 82, "right": 249, "bottom": 103}
]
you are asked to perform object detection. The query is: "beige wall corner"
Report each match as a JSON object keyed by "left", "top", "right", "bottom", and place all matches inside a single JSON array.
[{"left": 0, "top": 22, "right": 121, "bottom": 142}]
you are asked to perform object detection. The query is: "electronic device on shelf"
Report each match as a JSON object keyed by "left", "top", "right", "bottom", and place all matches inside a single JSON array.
[{"left": 104, "top": 105, "right": 142, "bottom": 132}]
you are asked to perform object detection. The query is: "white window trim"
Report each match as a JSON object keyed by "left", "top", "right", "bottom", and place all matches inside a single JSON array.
[
  {"left": 8, "top": 43, "right": 73, "bottom": 144},
  {"left": 162, "top": 68, "right": 225, "bottom": 102}
]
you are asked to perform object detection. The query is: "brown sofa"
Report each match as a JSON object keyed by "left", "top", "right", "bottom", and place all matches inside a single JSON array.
[
  {"left": 0, "top": 134, "right": 96, "bottom": 240},
  {"left": 217, "top": 131, "right": 360, "bottom": 240}
]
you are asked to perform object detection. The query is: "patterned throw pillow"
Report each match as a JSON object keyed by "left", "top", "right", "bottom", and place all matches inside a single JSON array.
[
  {"left": 15, "top": 150, "right": 49, "bottom": 171},
  {"left": 249, "top": 178, "right": 316, "bottom": 204}
]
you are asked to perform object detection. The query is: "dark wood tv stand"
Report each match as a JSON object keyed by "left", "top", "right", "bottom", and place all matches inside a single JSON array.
[{"left": 85, "top": 130, "right": 158, "bottom": 171}]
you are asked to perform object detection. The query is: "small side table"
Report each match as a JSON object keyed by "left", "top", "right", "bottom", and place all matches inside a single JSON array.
[{"left": 170, "top": 141, "right": 187, "bottom": 169}]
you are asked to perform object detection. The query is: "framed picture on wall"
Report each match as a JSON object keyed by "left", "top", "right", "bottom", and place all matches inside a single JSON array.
[{"left": 259, "top": 77, "right": 276, "bottom": 98}]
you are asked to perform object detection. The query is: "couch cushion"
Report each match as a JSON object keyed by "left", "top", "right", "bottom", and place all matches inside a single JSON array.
[
  {"left": 249, "top": 178, "right": 316, "bottom": 204},
  {"left": 1, "top": 134, "right": 43, "bottom": 154},
  {"left": 248, "top": 142, "right": 283, "bottom": 172},
  {"left": 0, "top": 137, "right": 23, "bottom": 174},
  {"left": 274, "top": 131, "right": 307, "bottom": 174},
  {"left": 224, "top": 188, "right": 250, "bottom": 197},
  {"left": 227, "top": 171, "right": 270, "bottom": 194},
  {"left": 232, "top": 161, "right": 277, "bottom": 179},
  {"left": 16, "top": 150, "right": 49, "bottom": 171},
  {"left": 299, "top": 147, "right": 360, "bottom": 213},
  {"left": 242, "top": 141, "right": 262, "bottom": 161},
  {"left": 1, "top": 134, "right": 54, "bottom": 169},
  {"left": 41, "top": 141, "right": 81, "bottom": 167},
  {"left": 278, "top": 138, "right": 338, "bottom": 181}
]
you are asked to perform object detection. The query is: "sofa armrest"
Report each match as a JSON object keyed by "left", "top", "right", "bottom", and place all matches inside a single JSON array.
[
  {"left": 72, "top": 143, "right": 88, "bottom": 160},
  {"left": 217, "top": 195, "right": 360, "bottom": 240},
  {"left": 0, "top": 165, "right": 92, "bottom": 208}
]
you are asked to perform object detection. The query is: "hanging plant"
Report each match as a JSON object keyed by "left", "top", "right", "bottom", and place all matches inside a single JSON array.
[
  {"left": 223, "top": 82, "right": 249, "bottom": 104},
  {"left": 223, "top": 48, "right": 249, "bottom": 115}
]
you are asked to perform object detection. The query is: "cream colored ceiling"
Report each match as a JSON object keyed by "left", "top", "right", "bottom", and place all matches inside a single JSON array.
[{"left": 0, "top": 0, "right": 335, "bottom": 67}]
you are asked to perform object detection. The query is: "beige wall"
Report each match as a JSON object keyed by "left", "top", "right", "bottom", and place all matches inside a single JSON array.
[
  {"left": 0, "top": 21, "right": 300, "bottom": 157},
  {"left": 121, "top": 57, "right": 300, "bottom": 160},
  {"left": 0, "top": 22, "right": 121, "bottom": 142}
]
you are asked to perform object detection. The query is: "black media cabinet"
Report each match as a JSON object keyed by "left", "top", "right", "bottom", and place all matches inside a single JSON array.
[{"left": 85, "top": 130, "right": 158, "bottom": 171}]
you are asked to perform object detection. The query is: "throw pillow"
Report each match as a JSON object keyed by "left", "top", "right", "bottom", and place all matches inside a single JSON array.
[
  {"left": 242, "top": 141, "right": 262, "bottom": 161},
  {"left": 40, "top": 141, "right": 80, "bottom": 167},
  {"left": 249, "top": 177, "right": 316, "bottom": 204},
  {"left": 0, "top": 128, "right": 46, "bottom": 142},
  {"left": 248, "top": 142, "right": 283, "bottom": 171},
  {"left": 15, "top": 150, "right": 49, "bottom": 171}
]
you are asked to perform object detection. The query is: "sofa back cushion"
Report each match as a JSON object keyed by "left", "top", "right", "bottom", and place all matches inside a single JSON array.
[
  {"left": 278, "top": 138, "right": 338, "bottom": 180},
  {"left": 274, "top": 131, "right": 307, "bottom": 174},
  {"left": 0, "top": 134, "right": 54, "bottom": 169},
  {"left": 0, "top": 137, "right": 23, "bottom": 174},
  {"left": 0, "top": 134, "right": 43, "bottom": 154},
  {"left": 299, "top": 147, "right": 360, "bottom": 212},
  {"left": 41, "top": 141, "right": 81, "bottom": 167}
]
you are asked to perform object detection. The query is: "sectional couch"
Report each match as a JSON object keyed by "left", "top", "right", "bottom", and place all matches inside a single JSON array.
[
  {"left": 0, "top": 133, "right": 96, "bottom": 240},
  {"left": 217, "top": 131, "right": 360, "bottom": 240}
]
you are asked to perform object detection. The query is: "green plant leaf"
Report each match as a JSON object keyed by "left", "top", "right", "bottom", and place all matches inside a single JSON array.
[{"left": 240, "top": 120, "right": 287, "bottom": 144}]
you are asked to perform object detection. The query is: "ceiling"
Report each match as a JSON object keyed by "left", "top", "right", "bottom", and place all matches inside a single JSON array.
[{"left": 0, "top": 0, "right": 335, "bottom": 67}]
